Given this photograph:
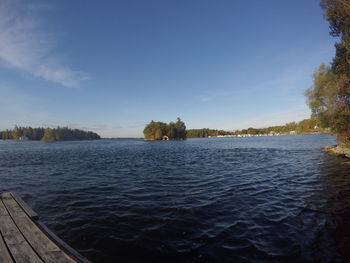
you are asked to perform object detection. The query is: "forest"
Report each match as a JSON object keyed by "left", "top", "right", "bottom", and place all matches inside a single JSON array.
[
  {"left": 187, "top": 118, "right": 319, "bottom": 138},
  {"left": 0, "top": 126, "right": 101, "bottom": 142}
]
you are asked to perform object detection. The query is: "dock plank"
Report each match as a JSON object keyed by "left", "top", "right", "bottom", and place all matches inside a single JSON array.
[
  {"left": 0, "top": 194, "right": 10, "bottom": 216},
  {"left": 0, "top": 199, "right": 43, "bottom": 263},
  {"left": 0, "top": 232, "right": 14, "bottom": 263},
  {"left": 11, "top": 192, "right": 39, "bottom": 219},
  {"left": 2, "top": 194, "right": 75, "bottom": 263}
]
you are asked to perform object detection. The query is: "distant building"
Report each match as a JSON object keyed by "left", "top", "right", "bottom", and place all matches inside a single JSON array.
[
  {"left": 19, "top": 135, "right": 29, "bottom": 141},
  {"left": 289, "top": 131, "right": 297, "bottom": 135}
]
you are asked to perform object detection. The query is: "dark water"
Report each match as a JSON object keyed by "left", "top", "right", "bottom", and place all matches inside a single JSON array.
[{"left": 1, "top": 135, "right": 350, "bottom": 263}]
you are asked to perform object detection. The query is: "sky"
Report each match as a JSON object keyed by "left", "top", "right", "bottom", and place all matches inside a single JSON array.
[{"left": 0, "top": 0, "right": 336, "bottom": 138}]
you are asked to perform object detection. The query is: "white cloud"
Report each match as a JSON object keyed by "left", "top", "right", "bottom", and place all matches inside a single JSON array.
[{"left": 0, "top": 0, "right": 87, "bottom": 87}]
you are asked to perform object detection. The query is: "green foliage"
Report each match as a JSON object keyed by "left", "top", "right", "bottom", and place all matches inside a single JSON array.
[
  {"left": 235, "top": 119, "right": 316, "bottom": 135},
  {"left": 168, "top": 118, "right": 187, "bottom": 140},
  {"left": 0, "top": 126, "right": 101, "bottom": 141},
  {"left": 306, "top": 65, "right": 350, "bottom": 143},
  {"left": 304, "top": 1, "right": 350, "bottom": 144},
  {"left": 296, "top": 119, "right": 317, "bottom": 133},
  {"left": 284, "top": 122, "right": 297, "bottom": 132},
  {"left": 247, "top": 127, "right": 257, "bottom": 135},
  {"left": 187, "top": 128, "right": 219, "bottom": 138},
  {"left": 187, "top": 119, "right": 318, "bottom": 138},
  {"left": 143, "top": 121, "right": 168, "bottom": 140},
  {"left": 305, "top": 65, "right": 339, "bottom": 127},
  {"left": 1, "top": 130, "right": 14, "bottom": 140},
  {"left": 240, "top": 129, "right": 248, "bottom": 135},
  {"left": 41, "top": 128, "right": 56, "bottom": 142},
  {"left": 51, "top": 127, "right": 101, "bottom": 141},
  {"left": 143, "top": 118, "right": 187, "bottom": 140},
  {"left": 321, "top": 0, "right": 350, "bottom": 77}
]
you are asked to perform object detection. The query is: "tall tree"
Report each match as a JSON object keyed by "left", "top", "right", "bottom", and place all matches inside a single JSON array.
[
  {"left": 305, "top": 0, "right": 350, "bottom": 144},
  {"left": 321, "top": 0, "right": 350, "bottom": 76},
  {"left": 174, "top": 117, "right": 187, "bottom": 139},
  {"left": 41, "top": 128, "right": 56, "bottom": 142}
]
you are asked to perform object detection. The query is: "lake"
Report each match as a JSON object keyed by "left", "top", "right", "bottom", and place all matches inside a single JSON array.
[{"left": 1, "top": 134, "right": 350, "bottom": 262}]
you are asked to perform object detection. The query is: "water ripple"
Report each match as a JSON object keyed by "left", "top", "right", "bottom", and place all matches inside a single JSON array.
[{"left": 1, "top": 135, "right": 350, "bottom": 262}]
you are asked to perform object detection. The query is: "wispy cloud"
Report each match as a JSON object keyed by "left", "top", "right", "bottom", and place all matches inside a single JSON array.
[{"left": 0, "top": 0, "right": 87, "bottom": 87}]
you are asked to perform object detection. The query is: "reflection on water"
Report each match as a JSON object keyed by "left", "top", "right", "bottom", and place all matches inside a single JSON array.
[{"left": 0, "top": 135, "right": 349, "bottom": 262}]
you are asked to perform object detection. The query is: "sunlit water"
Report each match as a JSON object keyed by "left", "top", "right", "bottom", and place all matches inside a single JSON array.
[{"left": 1, "top": 135, "right": 350, "bottom": 263}]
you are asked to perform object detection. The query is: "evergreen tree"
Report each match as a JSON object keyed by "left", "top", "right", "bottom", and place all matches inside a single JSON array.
[
  {"left": 0, "top": 126, "right": 101, "bottom": 141},
  {"left": 41, "top": 128, "right": 56, "bottom": 142}
]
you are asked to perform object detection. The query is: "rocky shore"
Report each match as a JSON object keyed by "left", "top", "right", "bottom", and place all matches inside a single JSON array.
[{"left": 323, "top": 144, "right": 350, "bottom": 158}]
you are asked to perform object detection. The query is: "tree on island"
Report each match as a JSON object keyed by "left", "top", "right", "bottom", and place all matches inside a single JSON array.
[
  {"left": 167, "top": 118, "right": 186, "bottom": 140},
  {"left": 305, "top": 0, "right": 350, "bottom": 145},
  {"left": 143, "top": 121, "right": 168, "bottom": 140},
  {"left": 143, "top": 118, "right": 187, "bottom": 140}
]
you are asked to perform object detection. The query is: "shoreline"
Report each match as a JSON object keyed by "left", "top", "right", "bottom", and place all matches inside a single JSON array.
[{"left": 323, "top": 144, "right": 350, "bottom": 158}]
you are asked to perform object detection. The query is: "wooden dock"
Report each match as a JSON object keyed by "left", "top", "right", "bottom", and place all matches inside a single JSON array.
[{"left": 0, "top": 192, "right": 91, "bottom": 263}]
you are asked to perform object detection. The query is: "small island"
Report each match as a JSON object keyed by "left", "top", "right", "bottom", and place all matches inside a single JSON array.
[
  {"left": 143, "top": 118, "right": 187, "bottom": 140},
  {"left": 0, "top": 126, "right": 101, "bottom": 142}
]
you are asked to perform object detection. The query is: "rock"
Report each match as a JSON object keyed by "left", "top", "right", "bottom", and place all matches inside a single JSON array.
[{"left": 323, "top": 144, "right": 350, "bottom": 158}]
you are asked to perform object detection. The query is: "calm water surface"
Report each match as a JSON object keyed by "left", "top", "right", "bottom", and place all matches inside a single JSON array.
[{"left": 1, "top": 135, "right": 350, "bottom": 263}]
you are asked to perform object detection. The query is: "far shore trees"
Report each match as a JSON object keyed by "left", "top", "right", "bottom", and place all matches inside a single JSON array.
[
  {"left": 143, "top": 118, "right": 187, "bottom": 140},
  {"left": 0, "top": 126, "right": 101, "bottom": 142},
  {"left": 41, "top": 128, "right": 56, "bottom": 142},
  {"left": 186, "top": 119, "right": 318, "bottom": 138}
]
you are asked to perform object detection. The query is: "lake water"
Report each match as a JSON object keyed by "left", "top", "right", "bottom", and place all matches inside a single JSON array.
[{"left": 1, "top": 135, "right": 350, "bottom": 263}]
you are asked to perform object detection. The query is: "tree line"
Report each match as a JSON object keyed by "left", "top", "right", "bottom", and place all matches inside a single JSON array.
[
  {"left": 305, "top": 0, "right": 350, "bottom": 145},
  {"left": 234, "top": 119, "right": 318, "bottom": 136},
  {"left": 0, "top": 126, "right": 100, "bottom": 142},
  {"left": 143, "top": 118, "right": 187, "bottom": 140},
  {"left": 187, "top": 118, "right": 318, "bottom": 138},
  {"left": 187, "top": 129, "right": 233, "bottom": 138}
]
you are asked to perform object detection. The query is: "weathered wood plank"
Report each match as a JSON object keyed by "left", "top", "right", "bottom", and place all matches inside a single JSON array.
[
  {"left": 2, "top": 194, "right": 75, "bottom": 263},
  {"left": 1, "top": 193, "right": 24, "bottom": 215},
  {"left": 36, "top": 221, "right": 92, "bottom": 263},
  {"left": 11, "top": 192, "right": 39, "bottom": 220},
  {"left": 0, "top": 232, "right": 14, "bottom": 263},
  {"left": 0, "top": 199, "right": 43, "bottom": 263},
  {"left": 0, "top": 192, "right": 91, "bottom": 263},
  {"left": 0, "top": 195, "right": 9, "bottom": 216},
  {"left": 15, "top": 217, "right": 75, "bottom": 263}
]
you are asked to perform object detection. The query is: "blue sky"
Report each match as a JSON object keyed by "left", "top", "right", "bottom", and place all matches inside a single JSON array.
[{"left": 0, "top": 0, "right": 335, "bottom": 137}]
